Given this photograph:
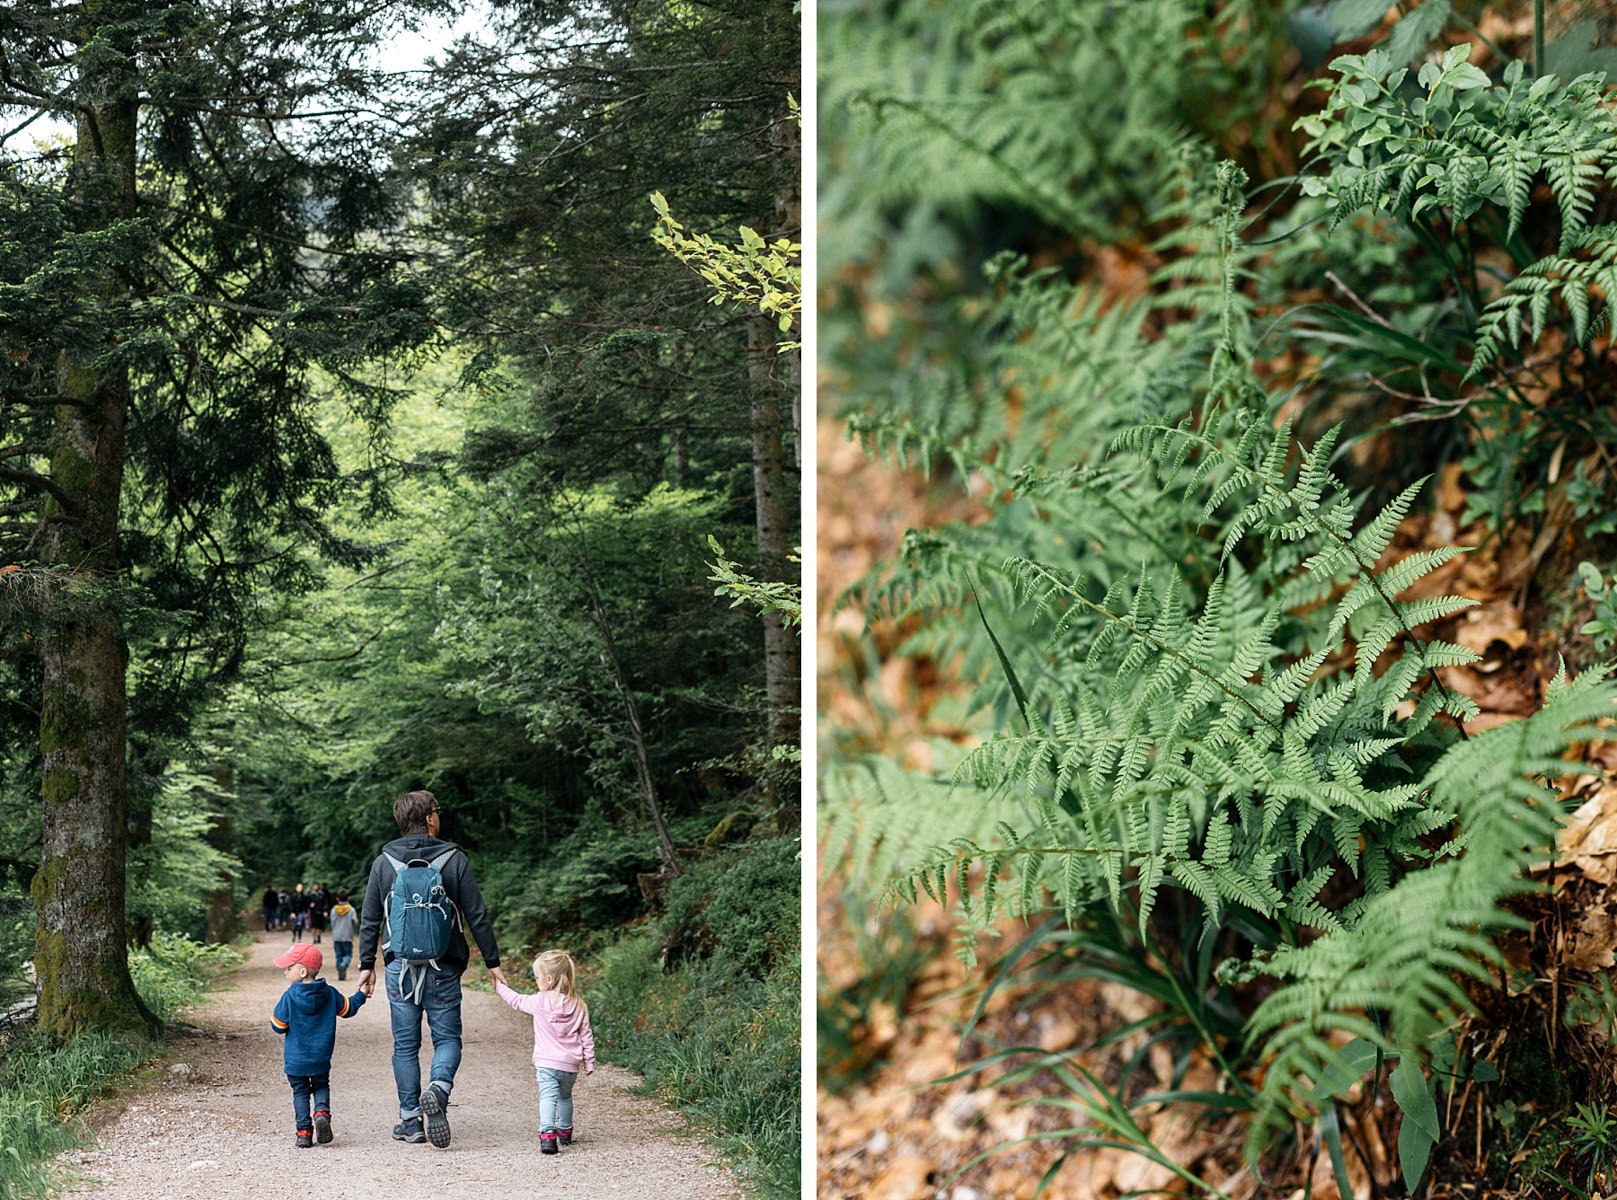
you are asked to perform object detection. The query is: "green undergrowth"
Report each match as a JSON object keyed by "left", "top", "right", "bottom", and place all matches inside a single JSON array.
[
  {"left": 0, "top": 932, "right": 242, "bottom": 1200},
  {"left": 129, "top": 931, "right": 245, "bottom": 1023},
  {"left": 587, "top": 834, "right": 800, "bottom": 1200},
  {"left": 0, "top": 1028, "right": 146, "bottom": 1200}
]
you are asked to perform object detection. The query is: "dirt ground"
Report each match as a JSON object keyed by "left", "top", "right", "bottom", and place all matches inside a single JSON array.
[{"left": 54, "top": 933, "right": 744, "bottom": 1200}]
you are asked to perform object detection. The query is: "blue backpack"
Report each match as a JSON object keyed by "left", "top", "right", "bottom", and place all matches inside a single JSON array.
[{"left": 384, "top": 849, "right": 461, "bottom": 1001}]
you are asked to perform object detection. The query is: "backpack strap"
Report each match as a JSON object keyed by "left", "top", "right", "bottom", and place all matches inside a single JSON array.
[{"left": 426, "top": 847, "right": 464, "bottom": 944}]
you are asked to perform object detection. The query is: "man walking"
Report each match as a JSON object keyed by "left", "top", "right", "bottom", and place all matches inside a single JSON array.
[{"left": 357, "top": 790, "right": 507, "bottom": 1149}]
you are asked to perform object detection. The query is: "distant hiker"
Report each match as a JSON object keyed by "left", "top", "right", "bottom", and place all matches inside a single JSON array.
[
  {"left": 262, "top": 884, "right": 279, "bottom": 934},
  {"left": 309, "top": 883, "right": 331, "bottom": 945},
  {"left": 270, "top": 942, "right": 367, "bottom": 1148},
  {"left": 276, "top": 887, "right": 290, "bottom": 930},
  {"left": 357, "top": 789, "right": 507, "bottom": 1149},
  {"left": 328, "top": 888, "right": 357, "bottom": 981},
  {"left": 495, "top": 949, "right": 596, "bottom": 1155},
  {"left": 288, "top": 883, "right": 310, "bottom": 942}
]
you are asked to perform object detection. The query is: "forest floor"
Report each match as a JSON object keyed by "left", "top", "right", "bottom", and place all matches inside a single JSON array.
[
  {"left": 816, "top": 415, "right": 1617, "bottom": 1199},
  {"left": 53, "top": 934, "right": 743, "bottom": 1200}
]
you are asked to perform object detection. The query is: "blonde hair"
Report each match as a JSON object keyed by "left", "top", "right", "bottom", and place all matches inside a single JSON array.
[{"left": 532, "top": 950, "right": 580, "bottom": 1000}]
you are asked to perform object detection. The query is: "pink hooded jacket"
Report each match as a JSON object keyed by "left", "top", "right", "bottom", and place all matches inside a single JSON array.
[{"left": 496, "top": 981, "right": 597, "bottom": 1074}]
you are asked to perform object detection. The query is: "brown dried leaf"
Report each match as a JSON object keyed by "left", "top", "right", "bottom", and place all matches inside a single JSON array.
[
  {"left": 1560, "top": 786, "right": 1617, "bottom": 886},
  {"left": 1567, "top": 905, "right": 1617, "bottom": 973}
]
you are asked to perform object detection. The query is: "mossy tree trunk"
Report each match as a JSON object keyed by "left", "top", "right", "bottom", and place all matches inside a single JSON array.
[{"left": 29, "top": 36, "right": 156, "bottom": 1037}]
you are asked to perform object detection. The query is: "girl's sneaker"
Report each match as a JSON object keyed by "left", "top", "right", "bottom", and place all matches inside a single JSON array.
[
  {"left": 539, "top": 1132, "right": 559, "bottom": 1155},
  {"left": 557, "top": 1128, "right": 572, "bottom": 1146},
  {"left": 295, "top": 1130, "right": 313, "bottom": 1148},
  {"left": 314, "top": 1111, "right": 332, "bottom": 1144}
]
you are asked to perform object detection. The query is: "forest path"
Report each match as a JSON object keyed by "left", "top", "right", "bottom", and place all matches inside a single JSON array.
[{"left": 57, "top": 933, "right": 744, "bottom": 1200}]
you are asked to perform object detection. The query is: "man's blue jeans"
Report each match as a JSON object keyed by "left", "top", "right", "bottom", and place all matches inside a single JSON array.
[{"left": 385, "top": 960, "right": 463, "bottom": 1120}]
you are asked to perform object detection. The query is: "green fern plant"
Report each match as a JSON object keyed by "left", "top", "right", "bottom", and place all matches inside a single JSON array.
[
  {"left": 1297, "top": 49, "right": 1617, "bottom": 256},
  {"left": 1293, "top": 41, "right": 1617, "bottom": 539},
  {"left": 821, "top": 5, "right": 1617, "bottom": 1192}
]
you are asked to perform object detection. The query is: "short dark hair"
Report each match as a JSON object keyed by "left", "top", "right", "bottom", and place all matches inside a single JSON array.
[{"left": 394, "top": 789, "right": 437, "bottom": 835}]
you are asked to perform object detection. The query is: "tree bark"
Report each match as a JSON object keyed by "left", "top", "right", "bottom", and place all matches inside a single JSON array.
[
  {"left": 30, "top": 41, "right": 155, "bottom": 1035},
  {"left": 748, "top": 83, "right": 802, "bottom": 815},
  {"left": 748, "top": 313, "right": 801, "bottom": 805}
]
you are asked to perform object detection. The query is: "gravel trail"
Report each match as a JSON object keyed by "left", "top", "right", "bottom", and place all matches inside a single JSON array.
[{"left": 57, "top": 933, "right": 744, "bottom": 1200}]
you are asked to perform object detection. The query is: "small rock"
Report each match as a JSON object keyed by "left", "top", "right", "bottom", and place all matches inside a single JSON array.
[{"left": 168, "top": 1062, "right": 194, "bottom": 1077}]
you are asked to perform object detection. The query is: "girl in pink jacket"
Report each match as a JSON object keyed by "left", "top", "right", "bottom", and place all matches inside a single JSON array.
[{"left": 496, "top": 948, "right": 597, "bottom": 1154}]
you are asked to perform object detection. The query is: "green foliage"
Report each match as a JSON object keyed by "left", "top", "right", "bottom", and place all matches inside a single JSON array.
[
  {"left": 657, "top": 836, "right": 798, "bottom": 980},
  {"left": 222, "top": 375, "right": 776, "bottom": 939},
  {"left": 128, "top": 932, "right": 242, "bottom": 1023},
  {"left": 650, "top": 191, "right": 802, "bottom": 343},
  {"left": 481, "top": 808, "right": 676, "bottom": 947},
  {"left": 1298, "top": 48, "right": 1616, "bottom": 250},
  {"left": 0, "top": 935, "right": 232, "bottom": 1197},
  {"left": 823, "top": 4, "right": 1617, "bottom": 1186},
  {"left": 1579, "top": 561, "right": 1617, "bottom": 653},
  {"left": 707, "top": 537, "right": 802, "bottom": 629},
  {"left": 1286, "top": 33, "right": 1617, "bottom": 542},
  {"left": 417, "top": 0, "right": 796, "bottom": 499},
  {"left": 0, "top": 1028, "right": 144, "bottom": 1200},
  {"left": 591, "top": 927, "right": 800, "bottom": 1200},
  {"left": 1567, "top": 1102, "right": 1617, "bottom": 1192},
  {"left": 820, "top": 0, "right": 1301, "bottom": 280},
  {"left": 126, "top": 766, "right": 241, "bottom": 943}
]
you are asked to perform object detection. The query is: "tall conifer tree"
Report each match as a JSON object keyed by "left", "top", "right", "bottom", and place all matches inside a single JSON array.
[
  {"left": 0, "top": 1, "right": 433, "bottom": 1033},
  {"left": 414, "top": 0, "right": 800, "bottom": 809}
]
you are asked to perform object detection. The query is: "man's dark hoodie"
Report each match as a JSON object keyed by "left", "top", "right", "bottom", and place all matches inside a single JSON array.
[
  {"left": 271, "top": 980, "right": 365, "bottom": 1075},
  {"left": 357, "top": 834, "right": 502, "bottom": 977}
]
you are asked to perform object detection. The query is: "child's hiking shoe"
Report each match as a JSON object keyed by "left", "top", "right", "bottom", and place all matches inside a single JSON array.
[
  {"left": 295, "top": 1130, "right": 313, "bottom": 1148},
  {"left": 419, "top": 1083, "right": 451, "bottom": 1149},
  {"left": 539, "top": 1132, "right": 559, "bottom": 1155},
  {"left": 558, "top": 1128, "right": 572, "bottom": 1146},
  {"left": 392, "top": 1117, "right": 426, "bottom": 1144},
  {"left": 314, "top": 1111, "right": 332, "bottom": 1144}
]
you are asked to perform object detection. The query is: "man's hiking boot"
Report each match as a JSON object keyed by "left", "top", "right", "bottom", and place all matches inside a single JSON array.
[
  {"left": 295, "top": 1130, "right": 313, "bottom": 1148},
  {"left": 419, "top": 1083, "right": 451, "bottom": 1149},
  {"left": 558, "top": 1128, "right": 572, "bottom": 1146},
  {"left": 539, "top": 1132, "right": 559, "bottom": 1154},
  {"left": 392, "top": 1118, "right": 426, "bottom": 1144},
  {"left": 314, "top": 1111, "right": 332, "bottom": 1144}
]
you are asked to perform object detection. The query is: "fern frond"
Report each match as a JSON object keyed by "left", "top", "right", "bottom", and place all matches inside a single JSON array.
[
  {"left": 1245, "top": 669, "right": 1617, "bottom": 1152},
  {"left": 1466, "top": 225, "right": 1617, "bottom": 380}
]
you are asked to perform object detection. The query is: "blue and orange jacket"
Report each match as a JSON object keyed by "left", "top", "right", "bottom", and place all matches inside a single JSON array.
[{"left": 271, "top": 979, "right": 366, "bottom": 1075}]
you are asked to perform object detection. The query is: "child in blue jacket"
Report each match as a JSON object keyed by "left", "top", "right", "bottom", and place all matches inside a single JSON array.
[{"left": 270, "top": 942, "right": 366, "bottom": 1146}]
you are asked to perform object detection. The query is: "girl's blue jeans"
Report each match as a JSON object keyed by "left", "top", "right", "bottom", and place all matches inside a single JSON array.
[
  {"left": 535, "top": 1066, "right": 577, "bottom": 1134},
  {"left": 287, "top": 1071, "right": 331, "bottom": 1132}
]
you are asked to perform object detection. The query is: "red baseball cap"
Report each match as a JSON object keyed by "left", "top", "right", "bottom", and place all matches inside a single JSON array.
[{"left": 275, "top": 943, "right": 322, "bottom": 973}]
